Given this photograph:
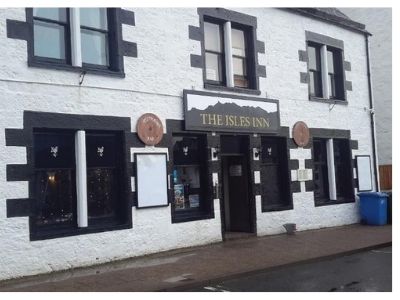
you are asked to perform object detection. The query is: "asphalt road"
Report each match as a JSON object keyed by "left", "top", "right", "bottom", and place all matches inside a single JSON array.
[{"left": 181, "top": 246, "right": 392, "bottom": 292}]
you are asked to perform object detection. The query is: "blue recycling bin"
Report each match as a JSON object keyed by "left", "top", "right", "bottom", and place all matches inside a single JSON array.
[{"left": 358, "top": 192, "right": 388, "bottom": 225}]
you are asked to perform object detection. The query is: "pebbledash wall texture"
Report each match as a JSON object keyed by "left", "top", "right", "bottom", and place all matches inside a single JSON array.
[{"left": 0, "top": 7, "right": 375, "bottom": 280}]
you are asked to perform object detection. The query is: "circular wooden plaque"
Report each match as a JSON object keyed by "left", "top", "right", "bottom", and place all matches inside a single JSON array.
[
  {"left": 292, "top": 121, "right": 310, "bottom": 147},
  {"left": 136, "top": 113, "right": 164, "bottom": 146}
]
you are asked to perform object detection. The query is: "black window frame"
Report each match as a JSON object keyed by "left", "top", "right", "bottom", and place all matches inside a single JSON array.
[
  {"left": 26, "top": 8, "right": 125, "bottom": 77},
  {"left": 198, "top": 8, "right": 261, "bottom": 96},
  {"left": 312, "top": 137, "right": 355, "bottom": 207},
  {"left": 307, "top": 42, "right": 323, "bottom": 98},
  {"left": 170, "top": 133, "right": 213, "bottom": 223},
  {"left": 32, "top": 8, "right": 71, "bottom": 66},
  {"left": 305, "top": 31, "right": 347, "bottom": 104},
  {"left": 203, "top": 18, "right": 226, "bottom": 86},
  {"left": 260, "top": 136, "right": 292, "bottom": 212},
  {"left": 327, "top": 46, "right": 345, "bottom": 100}
]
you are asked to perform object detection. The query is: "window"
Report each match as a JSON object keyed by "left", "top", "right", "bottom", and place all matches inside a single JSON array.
[
  {"left": 204, "top": 21, "right": 224, "bottom": 84},
  {"left": 306, "top": 41, "right": 345, "bottom": 101},
  {"left": 203, "top": 19, "right": 255, "bottom": 90},
  {"left": 260, "top": 137, "right": 291, "bottom": 211},
  {"left": 312, "top": 138, "right": 354, "bottom": 205},
  {"left": 34, "top": 130, "right": 76, "bottom": 229},
  {"left": 32, "top": 129, "right": 126, "bottom": 238},
  {"left": 172, "top": 135, "right": 211, "bottom": 221},
  {"left": 30, "top": 8, "right": 122, "bottom": 74},
  {"left": 307, "top": 43, "right": 322, "bottom": 98},
  {"left": 33, "top": 8, "right": 70, "bottom": 63}
]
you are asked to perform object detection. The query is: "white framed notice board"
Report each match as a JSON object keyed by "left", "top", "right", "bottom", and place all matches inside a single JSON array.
[
  {"left": 356, "top": 155, "right": 373, "bottom": 192},
  {"left": 135, "top": 153, "right": 169, "bottom": 208}
]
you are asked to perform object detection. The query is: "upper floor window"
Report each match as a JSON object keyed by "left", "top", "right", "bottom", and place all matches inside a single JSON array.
[
  {"left": 30, "top": 8, "right": 123, "bottom": 75},
  {"left": 306, "top": 32, "right": 346, "bottom": 101},
  {"left": 203, "top": 18, "right": 255, "bottom": 91}
]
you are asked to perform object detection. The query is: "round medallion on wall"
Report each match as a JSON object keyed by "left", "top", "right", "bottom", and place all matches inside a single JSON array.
[
  {"left": 292, "top": 121, "right": 310, "bottom": 147},
  {"left": 136, "top": 113, "right": 164, "bottom": 146}
]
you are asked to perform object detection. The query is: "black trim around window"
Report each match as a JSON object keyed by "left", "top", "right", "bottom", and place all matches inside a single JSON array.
[
  {"left": 196, "top": 8, "right": 264, "bottom": 95},
  {"left": 25, "top": 8, "right": 130, "bottom": 78}
]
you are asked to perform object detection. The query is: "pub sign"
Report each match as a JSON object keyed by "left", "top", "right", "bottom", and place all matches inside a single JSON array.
[{"left": 183, "top": 90, "right": 280, "bottom": 134}]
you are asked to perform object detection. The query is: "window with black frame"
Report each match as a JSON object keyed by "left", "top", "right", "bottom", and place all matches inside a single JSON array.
[
  {"left": 80, "top": 8, "right": 109, "bottom": 67},
  {"left": 29, "top": 8, "right": 123, "bottom": 74},
  {"left": 172, "top": 135, "right": 209, "bottom": 218},
  {"left": 232, "top": 27, "right": 248, "bottom": 88},
  {"left": 86, "top": 131, "right": 123, "bottom": 225},
  {"left": 33, "top": 130, "right": 76, "bottom": 229},
  {"left": 312, "top": 138, "right": 330, "bottom": 202},
  {"left": 202, "top": 15, "right": 255, "bottom": 90},
  {"left": 260, "top": 137, "right": 291, "bottom": 211},
  {"left": 33, "top": 8, "right": 70, "bottom": 63},
  {"left": 307, "top": 42, "right": 322, "bottom": 98},
  {"left": 333, "top": 139, "right": 353, "bottom": 200},
  {"left": 204, "top": 21, "right": 225, "bottom": 85},
  {"left": 327, "top": 47, "right": 345, "bottom": 100}
]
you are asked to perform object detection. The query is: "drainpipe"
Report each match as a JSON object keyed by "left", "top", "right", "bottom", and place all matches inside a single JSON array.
[{"left": 365, "top": 34, "right": 380, "bottom": 192}]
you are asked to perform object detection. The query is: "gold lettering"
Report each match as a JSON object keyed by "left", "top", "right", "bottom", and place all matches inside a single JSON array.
[
  {"left": 209, "top": 114, "right": 217, "bottom": 125},
  {"left": 200, "top": 114, "right": 207, "bottom": 125},
  {"left": 217, "top": 114, "right": 223, "bottom": 126}
]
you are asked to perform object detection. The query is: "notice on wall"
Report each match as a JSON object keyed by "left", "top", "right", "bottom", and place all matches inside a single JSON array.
[
  {"left": 136, "top": 153, "right": 168, "bottom": 208},
  {"left": 356, "top": 155, "right": 373, "bottom": 192}
]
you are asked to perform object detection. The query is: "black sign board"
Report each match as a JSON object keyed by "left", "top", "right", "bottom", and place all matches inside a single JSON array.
[{"left": 183, "top": 90, "right": 280, "bottom": 133}]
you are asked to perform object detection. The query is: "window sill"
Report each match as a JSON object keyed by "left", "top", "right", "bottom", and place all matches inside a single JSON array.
[
  {"left": 172, "top": 211, "right": 214, "bottom": 223},
  {"left": 28, "top": 60, "right": 125, "bottom": 78},
  {"left": 30, "top": 222, "right": 132, "bottom": 241},
  {"left": 261, "top": 204, "right": 293, "bottom": 213},
  {"left": 204, "top": 83, "right": 261, "bottom": 96},
  {"left": 309, "top": 96, "right": 348, "bottom": 105},
  {"left": 314, "top": 197, "right": 355, "bottom": 207}
]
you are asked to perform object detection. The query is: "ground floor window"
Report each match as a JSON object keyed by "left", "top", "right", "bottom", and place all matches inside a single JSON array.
[
  {"left": 172, "top": 134, "right": 211, "bottom": 221},
  {"left": 33, "top": 129, "right": 126, "bottom": 237},
  {"left": 312, "top": 138, "right": 354, "bottom": 205},
  {"left": 260, "top": 136, "right": 291, "bottom": 211}
]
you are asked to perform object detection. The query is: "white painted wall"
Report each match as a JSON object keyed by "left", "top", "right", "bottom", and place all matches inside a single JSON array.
[{"left": 0, "top": 8, "right": 375, "bottom": 280}]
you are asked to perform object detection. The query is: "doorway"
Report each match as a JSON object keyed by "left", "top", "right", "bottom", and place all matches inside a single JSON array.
[{"left": 220, "top": 135, "right": 253, "bottom": 236}]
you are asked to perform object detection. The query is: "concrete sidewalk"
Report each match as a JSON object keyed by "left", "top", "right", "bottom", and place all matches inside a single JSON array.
[{"left": 0, "top": 224, "right": 392, "bottom": 292}]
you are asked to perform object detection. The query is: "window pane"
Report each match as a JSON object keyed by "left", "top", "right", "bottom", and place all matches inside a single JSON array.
[
  {"left": 35, "top": 169, "right": 75, "bottom": 227},
  {"left": 34, "top": 20, "right": 66, "bottom": 59},
  {"left": 329, "top": 74, "right": 336, "bottom": 98},
  {"left": 81, "top": 29, "right": 109, "bottom": 66},
  {"left": 233, "top": 57, "right": 246, "bottom": 76},
  {"left": 80, "top": 8, "right": 108, "bottom": 30},
  {"left": 307, "top": 45, "right": 319, "bottom": 70},
  {"left": 33, "top": 8, "right": 67, "bottom": 22},
  {"left": 327, "top": 50, "right": 334, "bottom": 73},
  {"left": 34, "top": 132, "right": 75, "bottom": 169},
  {"left": 205, "top": 52, "right": 221, "bottom": 81},
  {"left": 87, "top": 168, "right": 118, "bottom": 221},
  {"left": 86, "top": 133, "right": 117, "bottom": 168},
  {"left": 309, "top": 72, "right": 315, "bottom": 95},
  {"left": 231, "top": 28, "right": 246, "bottom": 57},
  {"left": 204, "top": 22, "right": 222, "bottom": 52}
]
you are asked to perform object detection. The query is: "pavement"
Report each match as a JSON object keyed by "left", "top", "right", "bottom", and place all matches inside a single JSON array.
[{"left": 0, "top": 224, "right": 392, "bottom": 292}]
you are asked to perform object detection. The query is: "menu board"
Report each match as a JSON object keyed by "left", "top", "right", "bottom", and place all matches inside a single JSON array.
[
  {"left": 356, "top": 155, "right": 373, "bottom": 192},
  {"left": 136, "top": 153, "right": 168, "bottom": 208}
]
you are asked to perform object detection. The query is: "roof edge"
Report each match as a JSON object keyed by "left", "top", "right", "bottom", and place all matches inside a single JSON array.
[{"left": 282, "top": 8, "right": 372, "bottom": 36}]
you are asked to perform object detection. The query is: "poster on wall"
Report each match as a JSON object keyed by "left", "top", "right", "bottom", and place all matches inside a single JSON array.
[
  {"left": 356, "top": 155, "right": 373, "bottom": 192},
  {"left": 135, "top": 153, "right": 168, "bottom": 208}
]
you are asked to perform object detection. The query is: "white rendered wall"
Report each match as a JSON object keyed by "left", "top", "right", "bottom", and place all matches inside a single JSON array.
[{"left": 0, "top": 8, "right": 375, "bottom": 280}]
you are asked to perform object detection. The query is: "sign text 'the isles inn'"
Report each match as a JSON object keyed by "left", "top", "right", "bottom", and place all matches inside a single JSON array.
[{"left": 183, "top": 90, "right": 280, "bottom": 134}]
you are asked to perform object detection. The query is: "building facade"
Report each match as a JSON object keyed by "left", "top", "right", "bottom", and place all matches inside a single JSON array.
[{"left": 0, "top": 7, "right": 377, "bottom": 280}]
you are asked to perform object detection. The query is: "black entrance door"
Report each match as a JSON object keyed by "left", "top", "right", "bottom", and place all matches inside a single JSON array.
[{"left": 222, "top": 155, "right": 251, "bottom": 232}]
